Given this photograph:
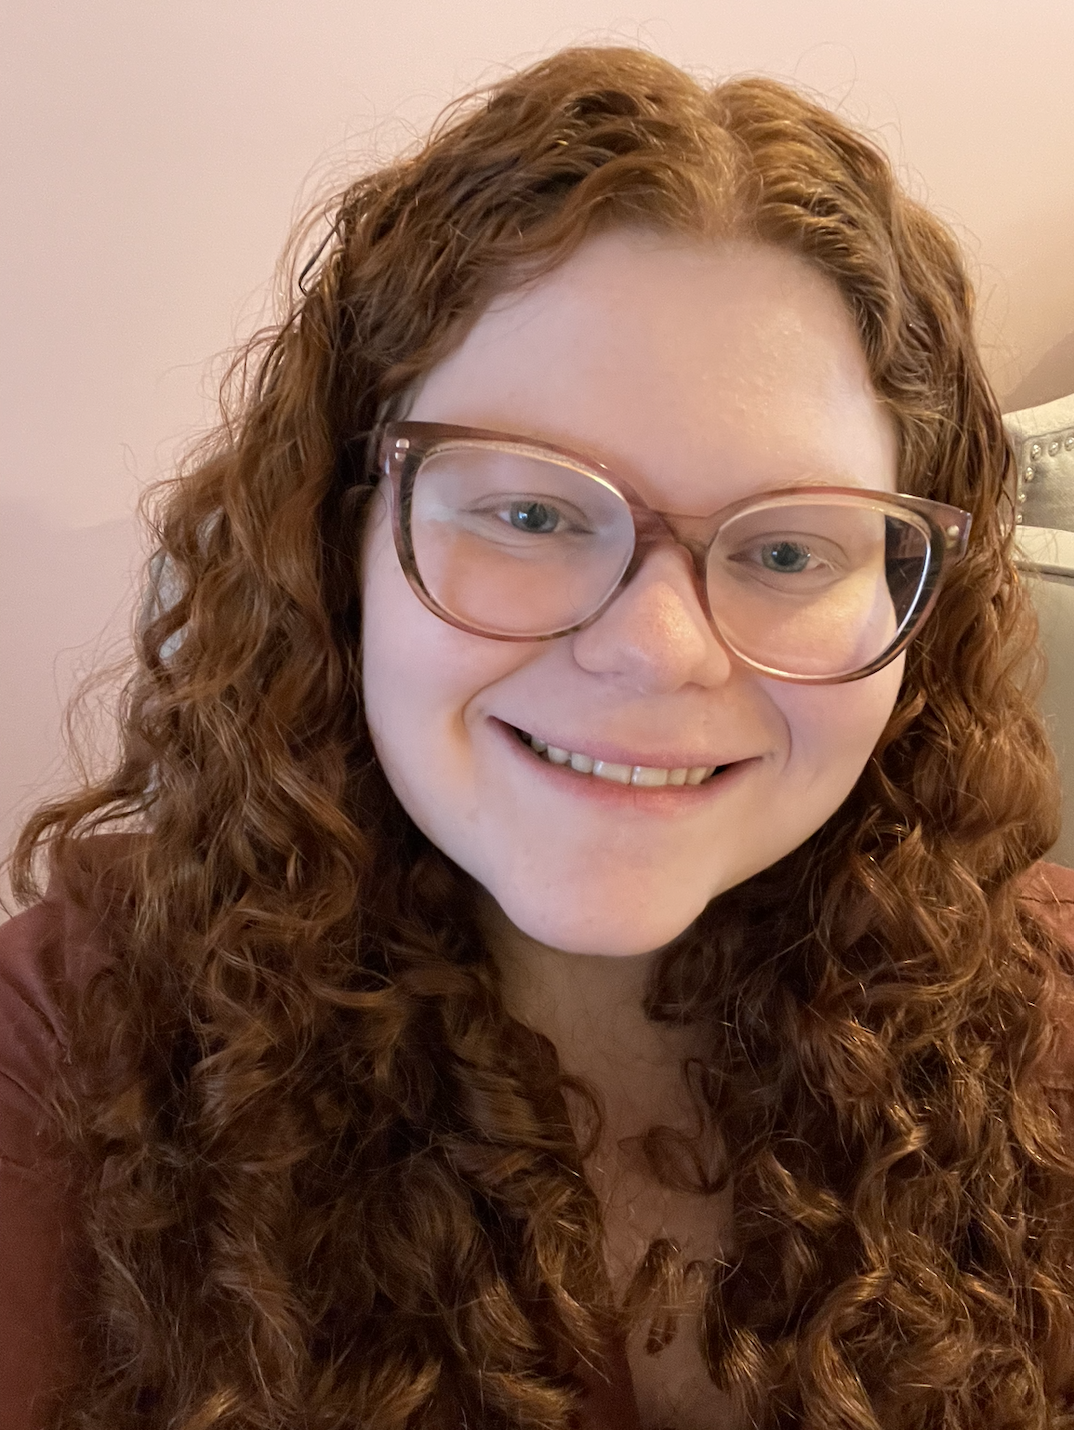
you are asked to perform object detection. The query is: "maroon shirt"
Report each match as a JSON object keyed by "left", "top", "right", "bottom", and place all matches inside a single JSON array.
[{"left": 2, "top": 844, "right": 1073, "bottom": 1430}]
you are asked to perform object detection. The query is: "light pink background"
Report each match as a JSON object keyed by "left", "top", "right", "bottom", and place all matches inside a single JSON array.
[{"left": 3, "top": 0, "right": 1074, "bottom": 910}]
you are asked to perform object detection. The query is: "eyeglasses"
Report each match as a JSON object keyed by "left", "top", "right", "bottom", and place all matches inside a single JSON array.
[{"left": 370, "top": 421, "right": 972, "bottom": 685}]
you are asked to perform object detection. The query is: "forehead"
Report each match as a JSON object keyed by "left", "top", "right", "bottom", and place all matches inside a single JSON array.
[{"left": 406, "top": 231, "right": 898, "bottom": 512}]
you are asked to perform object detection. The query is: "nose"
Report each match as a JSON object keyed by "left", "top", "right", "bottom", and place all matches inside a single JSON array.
[{"left": 570, "top": 542, "right": 735, "bottom": 693}]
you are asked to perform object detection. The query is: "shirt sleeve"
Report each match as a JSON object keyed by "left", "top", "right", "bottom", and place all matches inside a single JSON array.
[
  {"left": 1021, "top": 862, "right": 1074, "bottom": 1091},
  {"left": 1021, "top": 861, "right": 1074, "bottom": 937},
  {"left": 0, "top": 892, "right": 99, "bottom": 1430}
]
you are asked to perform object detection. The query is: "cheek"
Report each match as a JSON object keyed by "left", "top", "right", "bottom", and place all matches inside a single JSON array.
[
  {"left": 360, "top": 494, "right": 412, "bottom": 732},
  {"left": 360, "top": 494, "right": 449, "bottom": 810},
  {"left": 360, "top": 495, "right": 459, "bottom": 794},
  {"left": 774, "top": 655, "right": 904, "bottom": 790},
  {"left": 358, "top": 490, "right": 523, "bottom": 821}
]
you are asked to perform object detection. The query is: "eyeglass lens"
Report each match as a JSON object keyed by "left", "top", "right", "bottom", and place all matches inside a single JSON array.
[{"left": 405, "top": 443, "right": 932, "bottom": 678}]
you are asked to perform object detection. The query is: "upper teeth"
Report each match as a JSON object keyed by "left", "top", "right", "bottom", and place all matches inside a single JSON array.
[{"left": 524, "top": 733, "right": 718, "bottom": 787}]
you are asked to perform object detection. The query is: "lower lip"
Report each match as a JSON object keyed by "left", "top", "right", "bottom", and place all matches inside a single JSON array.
[{"left": 491, "top": 720, "right": 757, "bottom": 811}]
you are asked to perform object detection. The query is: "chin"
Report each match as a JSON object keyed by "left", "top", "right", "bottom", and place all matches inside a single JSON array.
[
  {"left": 493, "top": 886, "right": 708, "bottom": 959},
  {"left": 476, "top": 841, "right": 785, "bottom": 957}
]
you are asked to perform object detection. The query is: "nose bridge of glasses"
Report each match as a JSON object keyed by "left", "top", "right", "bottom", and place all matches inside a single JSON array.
[{"left": 622, "top": 508, "right": 717, "bottom": 620}]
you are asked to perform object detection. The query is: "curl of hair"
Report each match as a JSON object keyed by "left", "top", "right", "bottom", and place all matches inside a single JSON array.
[{"left": 11, "top": 45, "right": 1074, "bottom": 1430}]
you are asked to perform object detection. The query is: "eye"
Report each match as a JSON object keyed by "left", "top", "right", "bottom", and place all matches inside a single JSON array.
[
  {"left": 505, "top": 500, "right": 562, "bottom": 534},
  {"left": 760, "top": 540, "right": 813, "bottom": 573}
]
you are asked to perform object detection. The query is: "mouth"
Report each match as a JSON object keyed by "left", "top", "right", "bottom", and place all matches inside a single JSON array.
[{"left": 513, "top": 727, "right": 730, "bottom": 788}]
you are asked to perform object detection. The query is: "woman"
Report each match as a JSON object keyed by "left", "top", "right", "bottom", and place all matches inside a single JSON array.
[{"left": 3, "top": 44, "right": 1074, "bottom": 1430}]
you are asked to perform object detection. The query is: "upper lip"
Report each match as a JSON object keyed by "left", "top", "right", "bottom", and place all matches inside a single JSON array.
[{"left": 500, "top": 719, "right": 754, "bottom": 770}]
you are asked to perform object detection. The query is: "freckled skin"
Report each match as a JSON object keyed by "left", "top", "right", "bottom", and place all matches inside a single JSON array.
[{"left": 361, "top": 232, "right": 904, "bottom": 958}]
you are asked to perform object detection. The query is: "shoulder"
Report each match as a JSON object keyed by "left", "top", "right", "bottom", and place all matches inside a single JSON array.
[
  {"left": 1018, "top": 861, "right": 1074, "bottom": 1093},
  {"left": 0, "top": 835, "right": 139, "bottom": 1427},
  {"left": 0, "top": 834, "right": 138, "bottom": 1161},
  {"left": 1019, "top": 860, "right": 1074, "bottom": 944}
]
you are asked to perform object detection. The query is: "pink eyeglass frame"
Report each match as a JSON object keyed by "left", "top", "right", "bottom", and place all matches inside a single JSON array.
[{"left": 371, "top": 420, "right": 973, "bottom": 685}]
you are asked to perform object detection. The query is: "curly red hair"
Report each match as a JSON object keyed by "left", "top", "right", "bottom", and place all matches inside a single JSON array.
[{"left": 11, "top": 45, "right": 1074, "bottom": 1430}]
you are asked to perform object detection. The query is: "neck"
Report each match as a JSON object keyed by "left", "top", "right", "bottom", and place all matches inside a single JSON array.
[{"left": 477, "top": 895, "right": 691, "bottom": 1083}]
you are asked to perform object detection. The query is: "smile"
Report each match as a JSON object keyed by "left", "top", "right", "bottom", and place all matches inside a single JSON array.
[{"left": 516, "top": 729, "right": 727, "bottom": 787}]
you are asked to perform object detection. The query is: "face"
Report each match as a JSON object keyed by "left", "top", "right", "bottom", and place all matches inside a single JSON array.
[{"left": 361, "top": 231, "right": 903, "bottom": 957}]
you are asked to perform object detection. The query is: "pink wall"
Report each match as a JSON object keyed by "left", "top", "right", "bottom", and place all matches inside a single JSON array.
[{"left": 4, "top": 0, "right": 1074, "bottom": 908}]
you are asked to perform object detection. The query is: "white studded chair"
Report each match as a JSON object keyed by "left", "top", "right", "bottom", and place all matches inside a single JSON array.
[{"left": 1004, "top": 393, "right": 1074, "bottom": 868}]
